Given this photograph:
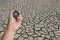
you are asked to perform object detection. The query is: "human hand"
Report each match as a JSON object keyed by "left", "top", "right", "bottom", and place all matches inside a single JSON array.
[{"left": 8, "top": 10, "right": 22, "bottom": 31}]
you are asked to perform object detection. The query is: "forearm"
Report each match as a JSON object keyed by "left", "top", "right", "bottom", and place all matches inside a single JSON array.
[
  {"left": 1, "top": 10, "right": 22, "bottom": 40},
  {"left": 2, "top": 27, "right": 16, "bottom": 40}
]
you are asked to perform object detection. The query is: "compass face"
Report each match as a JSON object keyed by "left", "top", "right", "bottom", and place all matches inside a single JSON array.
[{"left": 13, "top": 10, "right": 19, "bottom": 18}]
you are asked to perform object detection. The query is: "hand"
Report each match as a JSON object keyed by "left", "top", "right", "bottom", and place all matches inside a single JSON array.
[{"left": 8, "top": 10, "right": 22, "bottom": 31}]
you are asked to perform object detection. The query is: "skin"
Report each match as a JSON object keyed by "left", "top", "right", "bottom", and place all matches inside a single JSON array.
[{"left": 1, "top": 10, "right": 22, "bottom": 40}]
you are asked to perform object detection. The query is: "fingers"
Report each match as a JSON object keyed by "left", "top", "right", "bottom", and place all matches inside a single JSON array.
[
  {"left": 9, "top": 10, "right": 15, "bottom": 22},
  {"left": 10, "top": 9, "right": 22, "bottom": 22},
  {"left": 10, "top": 10, "right": 14, "bottom": 18},
  {"left": 17, "top": 10, "right": 22, "bottom": 22},
  {"left": 17, "top": 15, "right": 22, "bottom": 22}
]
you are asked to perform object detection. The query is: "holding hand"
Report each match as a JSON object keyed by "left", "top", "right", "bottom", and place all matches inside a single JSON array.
[
  {"left": 8, "top": 10, "right": 22, "bottom": 31},
  {"left": 2, "top": 10, "right": 22, "bottom": 40}
]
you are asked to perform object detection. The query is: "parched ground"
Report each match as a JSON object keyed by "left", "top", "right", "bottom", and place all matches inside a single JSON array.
[{"left": 0, "top": 0, "right": 60, "bottom": 40}]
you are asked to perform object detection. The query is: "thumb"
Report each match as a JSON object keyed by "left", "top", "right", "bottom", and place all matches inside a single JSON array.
[{"left": 10, "top": 10, "right": 15, "bottom": 21}]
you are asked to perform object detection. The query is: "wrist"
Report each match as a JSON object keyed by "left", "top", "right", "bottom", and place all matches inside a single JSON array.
[{"left": 7, "top": 26, "right": 16, "bottom": 32}]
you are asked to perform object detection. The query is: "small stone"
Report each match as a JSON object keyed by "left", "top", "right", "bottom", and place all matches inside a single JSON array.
[
  {"left": 59, "top": 25, "right": 60, "bottom": 29},
  {"left": 18, "top": 37, "right": 23, "bottom": 40},
  {"left": 17, "top": 29, "right": 22, "bottom": 33},
  {"left": 40, "top": 31, "right": 44, "bottom": 34},
  {"left": 0, "top": 32, "right": 4, "bottom": 37},
  {"left": 55, "top": 35, "right": 60, "bottom": 40},
  {"left": 46, "top": 35, "right": 50, "bottom": 38},
  {"left": 28, "top": 36, "right": 33, "bottom": 40},
  {"left": 23, "top": 22, "right": 26, "bottom": 25},
  {"left": 21, "top": 30, "right": 26, "bottom": 34},
  {"left": 30, "top": 28, "right": 34, "bottom": 32},
  {"left": 41, "top": 34, "right": 45, "bottom": 38},
  {"left": 35, "top": 24, "right": 41, "bottom": 27},
  {"left": 34, "top": 38, "right": 38, "bottom": 40},
  {"left": 50, "top": 16, "right": 54, "bottom": 21},
  {"left": 46, "top": 28, "right": 51, "bottom": 32},
  {"left": 21, "top": 25, "right": 25, "bottom": 30},
  {"left": 24, "top": 38, "right": 28, "bottom": 40},
  {"left": 52, "top": 37, "right": 56, "bottom": 40},
  {"left": 3, "top": 24, "right": 7, "bottom": 27},
  {"left": 40, "top": 25, "right": 44, "bottom": 28},
  {"left": 0, "top": 26, "right": 4, "bottom": 31},
  {"left": 44, "top": 39, "right": 49, "bottom": 40},
  {"left": 42, "top": 28, "right": 47, "bottom": 32},
  {"left": 26, "top": 25, "right": 31, "bottom": 27},
  {"left": 35, "top": 31, "right": 41, "bottom": 36},
  {"left": 32, "top": 34, "right": 38, "bottom": 37},
  {"left": 54, "top": 25, "right": 58, "bottom": 29},
  {"left": 34, "top": 19, "right": 40, "bottom": 24},
  {"left": 14, "top": 34, "right": 20, "bottom": 38},
  {"left": 3, "top": 24, "right": 7, "bottom": 29},
  {"left": 22, "top": 34, "right": 28, "bottom": 38},
  {"left": 27, "top": 32, "right": 34, "bottom": 35},
  {"left": 34, "top": 27, "right": 40, "bottom": 31},
  {"left": 40, "top": 21, "right": 44, "bottom": 25},
  {"left": 54, "top": 30, "right": 60, "bottom": 36},
  {"left": 26, "top": 28, "right": 30, "bottom": 32},
  {"left": 48, "top": 26, "right": 55, "bottom": 31},
  {"left": 49, "top": 32, "right": 54, "bottom": 36},
  {"left": 37, "top": 37, "right": 43, "bottom": 40}
]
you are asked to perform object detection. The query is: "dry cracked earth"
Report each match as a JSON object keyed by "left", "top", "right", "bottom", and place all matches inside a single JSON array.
[{"left": 0, "top": 0, "right": 60, "bottom": 40}]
